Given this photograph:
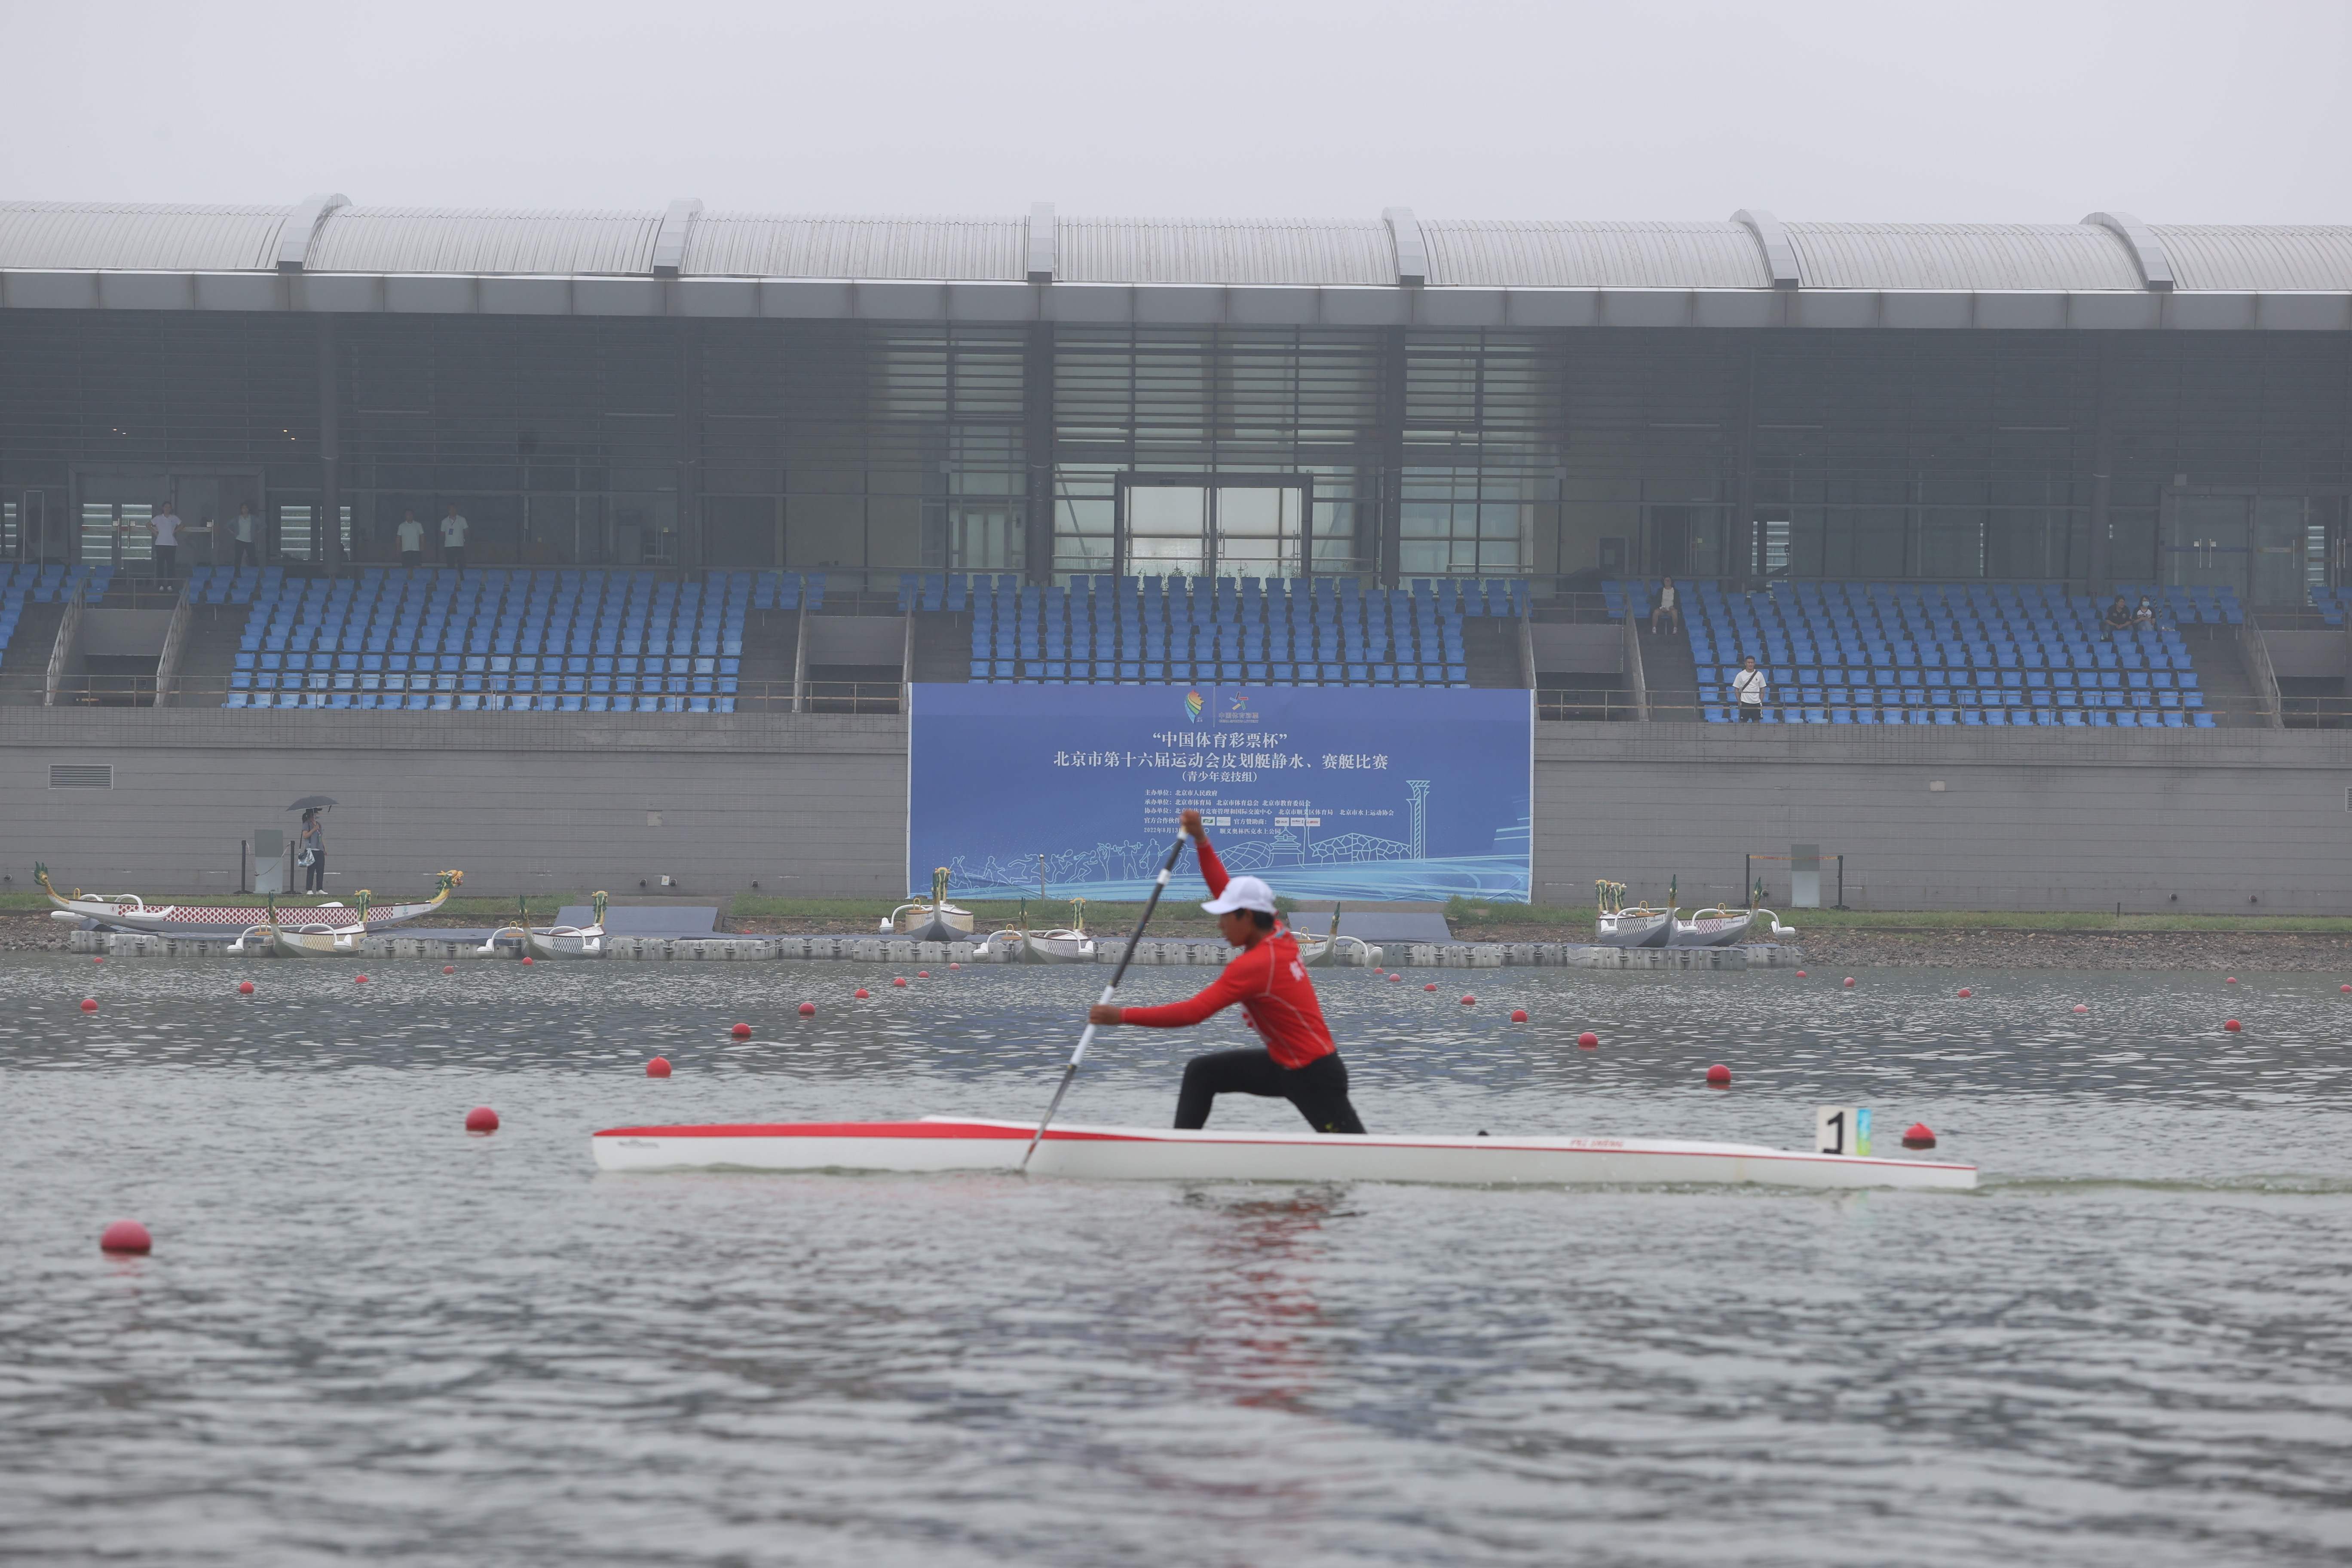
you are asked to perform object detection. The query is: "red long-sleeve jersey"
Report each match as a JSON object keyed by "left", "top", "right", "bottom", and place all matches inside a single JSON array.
[{"left": 1115, "top": 835, "right": 1339, "bottom": 1068}]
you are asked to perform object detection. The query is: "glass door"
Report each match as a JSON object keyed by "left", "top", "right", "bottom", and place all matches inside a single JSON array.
[
  {"left": 1118, "top": 478, "right": 1309, "bottom": 578},
  {"left": 2165, "top": 496, "right": 2250, "bottom": 593},
  {"left": 2253, "top": 497, "right": 2309, "bottom": 606},
  {"left": 1123, "top": 485, "right": 1209, "bottom": 576}
]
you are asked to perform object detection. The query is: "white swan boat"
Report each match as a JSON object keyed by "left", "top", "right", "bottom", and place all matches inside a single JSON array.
[
  {"left": 589, "top": 1115, "right": 1976, "bottom": 1191},
  {"left": 41, "top": 863, "right": 462, "bottom": 939},
  {"left": 478, "top": 891, "right": 608, "bottom": 959},
  {"left": 884, "top": 869, "right": 974, "bottom": 944}
]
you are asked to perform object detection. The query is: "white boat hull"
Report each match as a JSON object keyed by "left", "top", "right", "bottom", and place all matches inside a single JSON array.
[
  {"left": 590, "top": 1116, "right": 1976, "bottom": 1192},
  {"left": 527, "top": 927, "right": 604, "bottom": 959}
]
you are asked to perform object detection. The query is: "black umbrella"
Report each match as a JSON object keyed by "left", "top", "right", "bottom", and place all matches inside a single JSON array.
[{"left": 287, "top": 796, "right": 337, "bottom": 812}]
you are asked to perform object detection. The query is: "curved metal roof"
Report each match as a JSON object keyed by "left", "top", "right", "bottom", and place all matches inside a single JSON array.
[
  {"left": 1422, "top": 220, "right": 1770, "bottom": 289},
  {"left": 1056, "top": 218, "right": 1394, "bottom": 286},
  {"left": 683, "top": 213, "right": 1023, "bottom": 280},
  {"left": 305, "top": 207, "right": 664, "bottom": 275},
  {"left": 0, "top": 201, "right": 294, "bottom": 272},
  {"left": 2150, "top": 226, "right": 2352, "bottom": 292},
  {"left": 1784, "top": 223, "right": 2145, "bottom": 291}
]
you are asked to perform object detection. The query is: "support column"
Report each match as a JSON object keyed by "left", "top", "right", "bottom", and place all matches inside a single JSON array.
[
  {"left": 317, "top": 315, "right": 341, "bottom": 568},
  {"left": 1378, "top": 327, "right": 1406, "bottom": 587},
  {"left": 2088, "top": 338, "right": 2112, "bottom": 595},
  {"left": 1023, "top": 323, "right": 1055, "bottom": 584}
]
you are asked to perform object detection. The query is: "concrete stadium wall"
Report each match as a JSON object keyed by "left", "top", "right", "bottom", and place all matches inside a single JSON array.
[
  {"left": 6, "top": 710, "right": 2348, "bottom": 914},
  {"left": 1534, "top": 723, "right": 2352, "bottom": 914},
  {"left": 0, "top": 709, "right": 907, "bottom": 902}
]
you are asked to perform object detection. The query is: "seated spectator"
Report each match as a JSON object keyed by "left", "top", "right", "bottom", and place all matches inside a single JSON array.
[
  {"left": 1732, "top": 655, "right": 1768, "bottom": 721},
  {"left": 2101, "top": 595, "right": 2135, "bottom": 632},
  {"left": 1651, "top": 576, "right": 1680, "bottom": 635},
  {"left": 2135, "top": 595, "right": 2157, "bottom": 628}
]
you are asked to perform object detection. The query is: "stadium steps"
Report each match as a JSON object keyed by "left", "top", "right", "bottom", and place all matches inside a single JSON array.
[
  {"left": 734, "top": 609, "right": 799, "bottom": 711},
  {"left": 1462, "top": 618, "right": 1525, "bottom": 688},
  {"left": 169, "top": 608, "right": 250, "bottom": 704},
  {"left": 1638, "top": 625, "right": 1701, "bottom": 720},
  {"left": 2180, "top": 625, "right": 2266, "bottom": 726},
  {"left": 0, "top": 600, "right": 69, "bottom": 705},
  {"left": 909, "top": 611, "right": 974, "bottom": 683}
]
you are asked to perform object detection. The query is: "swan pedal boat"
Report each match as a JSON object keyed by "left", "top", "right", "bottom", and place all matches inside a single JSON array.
[{"left": 590, "top": 1115, "right": 1976, "bottom": 1191}]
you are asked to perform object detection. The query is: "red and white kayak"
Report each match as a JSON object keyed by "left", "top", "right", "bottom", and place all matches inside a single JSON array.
[{"left": 590, "top": 1116, "right": 1976, "bottom": 1191}]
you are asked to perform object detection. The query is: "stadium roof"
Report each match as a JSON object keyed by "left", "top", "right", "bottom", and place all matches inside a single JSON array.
[{"left": 1, "top": 198, "right": 2346, "bottom": 330}]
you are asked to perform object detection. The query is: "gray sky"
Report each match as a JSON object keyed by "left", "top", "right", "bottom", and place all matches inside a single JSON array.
[{"left": 2, "top": 0, "right": 2344, "bottom": 222}]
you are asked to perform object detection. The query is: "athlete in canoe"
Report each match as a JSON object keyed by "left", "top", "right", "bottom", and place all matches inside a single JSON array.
[{"left": 1089, "top": 808, "right": 1367, "bottom": 1134}]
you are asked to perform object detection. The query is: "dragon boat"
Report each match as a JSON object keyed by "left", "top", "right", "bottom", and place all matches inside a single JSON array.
[
  {"left": 40, "top": 864, "right": 462, "bottom": 940},
  {"left": 883, "top": 868, "right": 975, "bottom": 943},
  {"left": 475, "top": 892, "right": 609, "bottom": 959}
]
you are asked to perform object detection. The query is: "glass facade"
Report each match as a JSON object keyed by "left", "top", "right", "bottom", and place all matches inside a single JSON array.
[{"left": 0, "top": 310, "right": 2346, "bottom": 601}]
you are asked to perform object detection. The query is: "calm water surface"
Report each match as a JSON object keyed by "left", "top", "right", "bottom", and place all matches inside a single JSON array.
[{"left": 4, "top": 954, "right": 2350, "bottom": 1566}]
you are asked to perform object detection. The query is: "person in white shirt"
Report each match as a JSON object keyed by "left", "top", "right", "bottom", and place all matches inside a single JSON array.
[
  {"left": 439, "top": 503, "right": 469, "bottom": 570},
  {"left": 1651, "top": 575, "right": 1680, "bottom": 634},
  {"left": 1731, "top": 655, "right": 1768, "bottom": 722},
  {"left": 396, "top": 511, "right": 426, "bottom": 568},
  {"left": 230, "top": 502, "right": 258, "bottom": 568},
  {"left": 149, "top": 503, "right": 183, "bottom": 579}
]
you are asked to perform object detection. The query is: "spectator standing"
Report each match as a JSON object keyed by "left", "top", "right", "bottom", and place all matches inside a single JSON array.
[
  {"left": 1651, "top": 576, "right": 1680, "bottom": 635},
  {"left": 396, "top": 510, "right": 425, "bottom": 568},
  {"left": 296, "top": 808, "right": 327, "bottom": 894},
  {"left": 148, "top": 501, "right": 182, "bottom": 579},
  {"left": 1732, "top": 655, "right": 1768, "bottom": 722},
  {"left": 439, "top": 503, "right": 469, "bottom": 571},
  {"left": 229, "top": 502, "right": 259, "bottom": 568}
]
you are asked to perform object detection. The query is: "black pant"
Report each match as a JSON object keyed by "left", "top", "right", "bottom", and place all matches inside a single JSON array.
[
  {"left": 233, "top": 539, "right": 257, "bottom": 568},
  {"left": 1176, "top": 1048, "right": 1366, "bottom": 1134},
  {"left": 401, "top": 550, "right": 422, "bottom": 568},
  {"left": 303, "top": 852, "right": 326, "bottom": 893},
  {"left": 1737, "top": 703, "right": 1763, "bottom": 721},
  {"left": 444, "top": 546, "right": 465, "bottom": 571},
  {"left": 153, "top": 545, "right": 176, "bottom": 578}
]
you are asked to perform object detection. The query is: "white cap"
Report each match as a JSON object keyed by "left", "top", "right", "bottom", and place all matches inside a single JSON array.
[{"left": 1202, "top": 875, "right": 1278, "bottom": 916}]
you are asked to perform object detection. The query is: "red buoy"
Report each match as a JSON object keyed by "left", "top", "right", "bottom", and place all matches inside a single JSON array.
[
  {"left": 918, "top": 970, "right": 931, "bottom": 978},
  {"left": 1423, "top": 982, "right": 1438, "bottom": 992},
  {"left": 100, "top": 1219, "right": 151, "bottom": 1255},
  {"left": 1957, "top": 987, "right": 1972, "bottom": 998},
  {"left": 464, "top": 1106, "right": 499, "bottom": 1133},
  {"left": 238, "top": 980, "right": 254, "bottom": 995},
  {"left": 80, "top": 998, "right": 96, "bottom": 1012},
  {"left": 1387, "top": 973, "right": 1402, "bottom": 982},
  {"left": 2225, "top": 976, "right": 2238, "bottom": 984},
  {"left": 1460, "top": 994, "right": 1476, "bottom": 1006},
  {"left": 798, "top": 1001, "right": 816, "bottom": 1016},
  {"left": 1841, "top": 977, "right": 1856, "bottom": 988},
  {"left": 93, "top": 956, "right": 103, "bottom": 964},
  {"left": 949, "top": 962, "right": 961, "bottom": 969},
  {"left": 731, "top": 1022, "right": 752, "bottom": 1039},
  {"left": 2073, "top": 1004, "right": 2089, "bottom": 1013},
  {"left": 1795, "top": 969, "right": 1807, "bottom": 978},
  {"left": 646, "top": 1056, "right": 672, "bottom": 1078},
  {"left": 1902, "top": 1122, "right": 1937, "bottom": 1149},
  {"left": 1577, "top": 1031, "right": 1599, "bottom": 1049},
  {"left": 355, "top": 974, "right": 368, "bottom": 984},
  {"left": 2223, "top": 1018, "right": 2242, "bottom": 1032},
  {"left": 1705, "top": 1063, "right": 1732, "bottom": 1087},
  {"left": 1510, "top": 1008, "right": 1528, "bottom": 1023},
  {"left": 2342, "top": 984, "right": 2349, "bottom": 994},
  {"left": 443, "top": 965, "right": 455, "bottom": 974},
  {"left": 521, "top": 956, "right": 534, "bottom": 966},
  {"left": 854, "top": 987, "right": 870, "bottom": 999},
  {"left": 893, "top": 977, "right": 908, "bottom": 988}
]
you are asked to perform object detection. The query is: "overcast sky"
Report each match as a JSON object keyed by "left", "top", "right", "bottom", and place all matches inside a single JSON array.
[{"left": 2, "top": 0, "right": 2344, "bottom": 223}]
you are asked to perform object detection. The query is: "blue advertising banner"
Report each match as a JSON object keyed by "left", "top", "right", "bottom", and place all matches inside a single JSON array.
[{"left": 908, "top": 684, "right": 1531, "bottom": 903}]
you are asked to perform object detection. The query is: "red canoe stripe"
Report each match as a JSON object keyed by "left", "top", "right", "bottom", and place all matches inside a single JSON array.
[{"left": 592, "top": 1121, "right": 1145, "bottom": 1141}]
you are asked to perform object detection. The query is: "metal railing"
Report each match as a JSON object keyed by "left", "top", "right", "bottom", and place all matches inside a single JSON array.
[
  {"left": 151, "top": 591, "right": 193, "bottom": 707},
  {"left": 2236, "top": 623, "right": 2286, "bottom": 730},
  {"left": 43, "top": 579, "right": 86, "bottom": 708},
  {"left": 1621, "top": 615, "right": 1650, "bottom": 722}
]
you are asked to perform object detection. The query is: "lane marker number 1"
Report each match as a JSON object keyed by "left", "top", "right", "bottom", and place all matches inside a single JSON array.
[{"left": 1816, "top": 1105, "right": 1871, "bottom": 1157}]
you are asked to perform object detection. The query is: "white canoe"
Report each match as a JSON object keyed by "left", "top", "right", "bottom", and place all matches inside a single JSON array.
[{"left": 590, "top": 1115, "right": 1976, "bottom": 1191}]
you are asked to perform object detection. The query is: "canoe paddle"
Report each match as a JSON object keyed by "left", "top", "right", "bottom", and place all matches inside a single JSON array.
[{"left": 1020, "top": 829, "right": 1192, "bottom": 1172}]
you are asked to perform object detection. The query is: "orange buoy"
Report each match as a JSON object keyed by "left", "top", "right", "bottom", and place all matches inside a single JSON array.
[
  {"left": 1902, "top": 1122, "right": 1937, "bottom": 1149},
  {"left": 1957, "top": 987, "right": 1972, "bottom": 998},
  {"left": 1510, "top": 1008, "right": 1528, "bottom": 1023},
  {"left": 238, "top": 980, "right": 255, "bottom": 995},
  {"left": 100, "top": 1219, "right": 151, "bottom": 1255},
  {"left": 1577, "top": 1031, "right": 1599, "bottom": 1049},
  {"left": 798, "top": 1001, "right": 816, "bottom": 1016},
  {"left": 79, "top": 998, "right": 96, "bottom": 1012},
  {"left": 646, "top": 1056, "right": 672, "bottom": 1078},
  {"left": 464, "top": 1106, "right": 499, "bottom": 1133},
  {"left": 1705, "top": 1063, "right": 1732, "bottom": 1087},
  {"left": 731, "top": 1023, "right": 752, "bottom": 1039},
  {"left": 2223, "top": 1018, "right": 2242, "bottom": 1032}
]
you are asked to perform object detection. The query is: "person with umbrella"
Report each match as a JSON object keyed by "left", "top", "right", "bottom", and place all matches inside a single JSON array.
[{"left": 290, "top": 796, "right": 336, "bottom": 894}]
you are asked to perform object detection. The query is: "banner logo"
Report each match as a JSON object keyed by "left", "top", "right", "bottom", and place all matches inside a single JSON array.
[{"left": 1184, "top": 689, "right": 1204, "bottom": 720}]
